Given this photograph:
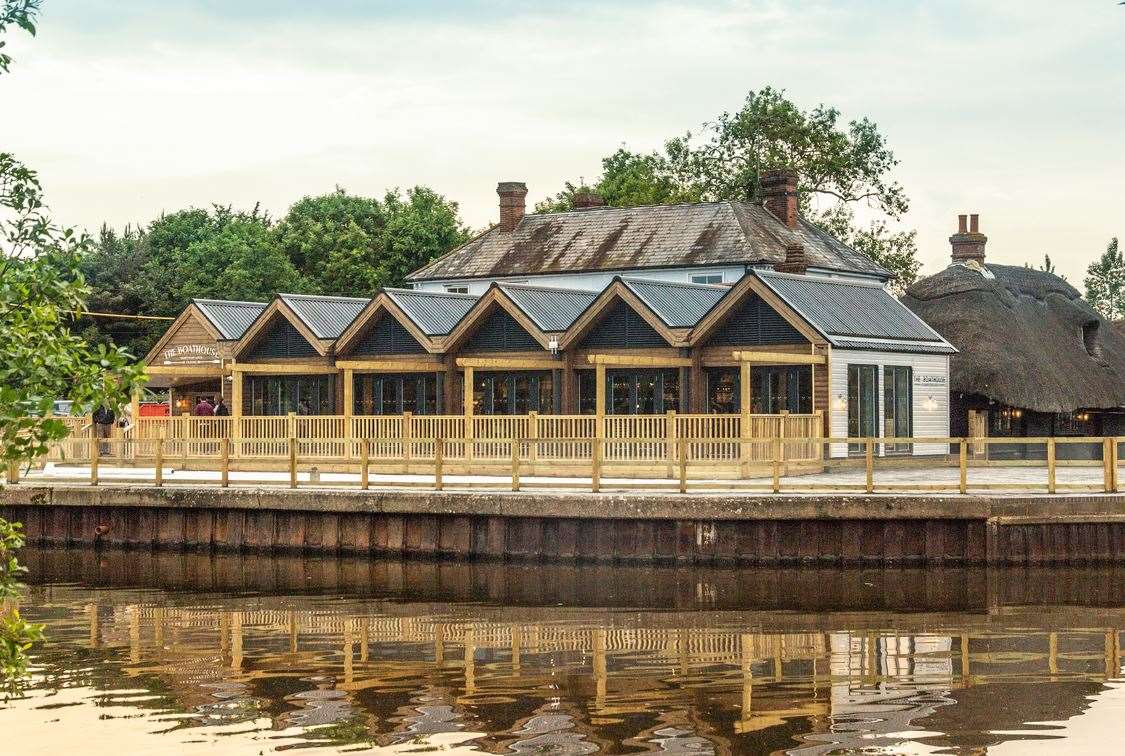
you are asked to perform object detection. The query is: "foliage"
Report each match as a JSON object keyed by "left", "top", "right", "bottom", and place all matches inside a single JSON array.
[
  {"left": 1026, "top": 253, "right": 1065, "bottom": 281},
  {"left": 0, "top": 0, "right": 38, "bottom": 75},
  {"left": 814, "top": 205, "right": 920, "bottom": 294},
  {"left": 1, "top": 519, "right": 43, "bottom": 698},
  {"left": 537, "top": 86, "right": 918, "bottom": 283},
  {"left": 1084, "top": 238, "right": 1125, "bottom": 320}
]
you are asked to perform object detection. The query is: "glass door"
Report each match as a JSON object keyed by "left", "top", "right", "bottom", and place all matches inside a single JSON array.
[
  {"left": 883, "top": 366, "right": 912, "bottom": 455},
  {"left": 847, "top": 364, "right": 878, "bottom": 455}
]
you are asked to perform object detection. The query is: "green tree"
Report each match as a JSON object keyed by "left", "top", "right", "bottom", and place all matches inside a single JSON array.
[
  {"left": 273, "top": 186, "right": 469, "bottom": 297},
  {"left": 1084, "top": 237, "right": 1124, "bottom": 320},
  {"left": 1, "top": 0, "right": 143, "bottom": 693},
  {"left": 538, "top": 87, "right": 920, "bottom": 290},
  {"left": 77, "top": 225, "right": 159, "bottom": 352}
]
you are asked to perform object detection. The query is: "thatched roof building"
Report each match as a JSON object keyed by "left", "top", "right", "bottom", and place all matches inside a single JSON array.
[{"left": 902, "top": 216, "right": 1125, "bottom": 415}]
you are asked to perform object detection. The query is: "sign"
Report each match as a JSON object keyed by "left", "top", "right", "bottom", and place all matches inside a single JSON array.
[
  {"left": 162, "top": 343, "right": 220, "bottom": 365},
  {"left": 913, "top": 373, "right": 947, "bottom": 386}
]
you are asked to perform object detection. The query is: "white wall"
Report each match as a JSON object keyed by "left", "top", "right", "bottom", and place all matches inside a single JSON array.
[
  {"left": 412, "top": 265, "right": 750, "bottom": 295},
  {"left": 828, "top": 350, "right": 950, "bottom": 458}
]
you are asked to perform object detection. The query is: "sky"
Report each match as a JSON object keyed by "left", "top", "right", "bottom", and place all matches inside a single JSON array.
[{"left": 1, "top": 0, "right": 1123, "bottom": 284}]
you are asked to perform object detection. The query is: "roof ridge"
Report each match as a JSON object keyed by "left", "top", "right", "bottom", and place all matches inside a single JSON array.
[
  {"left": 387, "top": 287, "right": 479, "bottom": 300},
  {"left": 619, "top": 275, "right": 731, "bottom": 290},
  {"left": 497, "top": 281, "right": 600, "bottom": 295},
  {"left": 193, "top": 298, "right": 267, "bottom": 307},
  {"left": 281, "top": 292, "right": 371, "bottom": 303}
]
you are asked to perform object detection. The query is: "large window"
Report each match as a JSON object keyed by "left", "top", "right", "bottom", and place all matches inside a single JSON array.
[
  {"left": 883, "top": 365, "right": 912, "bottom": 454},
  {"left": 244, "top": 374, "right": 336, "bottom": 416},
  {"left": 472, "top": 371, "right": 554, "bottom": 415},
  {"left": 704, "top": 366, "right": 811, "bottom": 414},
  {"left": 354, "top": 373, "right": 438, "bottom": 415},
  {"left": 578, "top": 369, "right": 679, "bottom": 415},
  {"left": 847, "top": 364, "right": 878, "bottom": 454}
]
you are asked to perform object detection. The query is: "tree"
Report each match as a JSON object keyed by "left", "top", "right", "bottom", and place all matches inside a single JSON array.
[
  {"left": 77, "top": 225, "right": 158, "bottom": 352},
  {"left": 1, "top": 0, "right": 143, "bottom": 693},
  {"left": 1025, "top": 253, "right": 1066, "bottom": 281},
  {"left": 1085, "top": 237, "right": 1125, "bottom": 320},
  {"left": 538, "top": 87, "right": 920, "bottom": 290},
  {"left": 273, "top": 186, "right": 469, "bottom": 297}
]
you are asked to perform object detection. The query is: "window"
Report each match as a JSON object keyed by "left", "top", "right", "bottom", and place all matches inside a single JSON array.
[
  {"left": 989, "top": 406, "right": 1023, "bottom": 436},
  {"left": 353, "top": 373, "right": 438, "bottom": 416},
  {"left": 704, "top": 366, "right": 812, "bottom": 414},
  {"left": 847, "top": 364, "right": 878, "bottom": 454},
  {"left": 883, "top": 366, "right": 912, "bottom": 455},
  {"left": 691, "top": 273, "right": 723, "bottom": 284},
  {"left": 1055, "top": 411, "right": 1095, "bottom": 436},
  {"left": 472, "top": 371, "right": 554, "bottom": 415},
  {"left": 444, "top": 285, "right": 469, "bottom": 294},
  {"left": 244, "top": 374, "right": 336, "bottom": 416},
  {"left": 579, "top": 369, "right": 679, "bottom": 415}
]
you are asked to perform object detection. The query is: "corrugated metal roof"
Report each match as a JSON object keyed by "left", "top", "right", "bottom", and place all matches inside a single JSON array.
[
  {"left": 279, "top": 293, "right": 370, "bottom": 340},
  {"left": 407, "top": 201, "right": 889, "bottom": 282},
  {"left": 831, "top": 337, "right": 957, "bottom": 355},
  {"left": 752, "top": 270, "right": 953, "bottom": 352},
  {"left": 385, "top": 288, "right": 478, "bottom": 336},
  {"left": 620, "top": 277, "right": 729, "bottom": 329},
  {"left": 193, "top": 299, "right": 267, "bottom": 340},
  {"left": 497, "top": 283, "right": 599, "bottom": 332}
]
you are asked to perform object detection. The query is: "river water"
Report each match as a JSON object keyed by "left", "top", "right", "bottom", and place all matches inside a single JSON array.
[{"left": 2, "top": 548, "right": 1123, "bottom": 755}]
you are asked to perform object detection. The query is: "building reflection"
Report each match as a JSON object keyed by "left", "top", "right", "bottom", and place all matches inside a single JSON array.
[{"left": 24, "top": 580, "right": 1120, "bottom": 755}]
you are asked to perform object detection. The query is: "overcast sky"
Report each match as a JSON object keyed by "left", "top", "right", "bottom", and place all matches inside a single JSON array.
[{"left": 2, "top": 0, "right": 1122, "bottom": 283}]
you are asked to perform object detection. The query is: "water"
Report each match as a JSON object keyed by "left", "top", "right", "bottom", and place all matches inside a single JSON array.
[{"left": 2, "top": 549, "right": 1123, "bottom": 755}]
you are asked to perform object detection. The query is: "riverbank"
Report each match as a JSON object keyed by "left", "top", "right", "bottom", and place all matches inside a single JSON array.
[{"left": 4, "top": 482, "right": 1125, "bottom": 564}]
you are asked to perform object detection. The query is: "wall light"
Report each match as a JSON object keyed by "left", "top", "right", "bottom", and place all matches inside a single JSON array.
[
  {"left": 923, "top": 396, "right": 938, "bottom": 412},
  {"left": 831, "top": 394, "right": 847, "bottom": 411}
]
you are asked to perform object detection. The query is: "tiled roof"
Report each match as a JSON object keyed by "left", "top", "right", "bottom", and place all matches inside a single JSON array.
[
  {"left": 406, "top": 201, "right": 889, "bottom": 282},
  {"left": 193, "top": 299, "right": 267, "bottom": 340},
  {"left": 384, "top": 288, "right": 477, "bottom": 336},
  {"left": 279, "top": 293, "right": 370, "bottom": 340},
  {"left": 496, "top": 283, "right": 599, "bottom": 332},
  {"left": 620, "top": 277, "right": 729, "bottom": 329},
  {"left": 752, "top": 270, "right": 953, "bottom": 353}
]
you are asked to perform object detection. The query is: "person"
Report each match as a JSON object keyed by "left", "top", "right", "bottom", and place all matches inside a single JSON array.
[
  {"left": 91, "top": 405, "right": 116, "bottom": 455},
  {"left": 297, "top": 399, "right": 311, "bottom": 416},
  {"left": 194, "top": 397, "right": 214, "bottom": 417},
  {"left": 214, "top": 397, "right": 230, "bottom": 417}
]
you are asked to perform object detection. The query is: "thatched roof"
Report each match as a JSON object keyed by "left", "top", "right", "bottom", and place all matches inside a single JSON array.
[{"left": 902, "top": 262, "right": 1125, "bottom": 413}]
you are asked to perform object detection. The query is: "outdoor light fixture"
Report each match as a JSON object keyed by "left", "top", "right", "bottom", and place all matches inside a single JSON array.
[
  {"left": 923, "top": 396, "right": 938, "bottom": 412},
  {"left": 548, "top": 338, "right": 559, "bottom": 355},
  {"left": 831, "top": 394, "right": 847, "bottom": 411}
]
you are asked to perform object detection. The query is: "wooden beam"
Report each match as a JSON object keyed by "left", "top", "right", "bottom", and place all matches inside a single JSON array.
[
  {"left": 587, "top": 354, "right": 692, "bottom": 367},
  {"left": 232, "top": 363, "right": 338, "bottom": 375},
  {"left": 732, "top": 350, "right": 826, "bottom": 365},
  {"left": 336, "top": 359, "right": 443, "bottom": 372},
  {"left": 456, "top": 357, "right": 560, "bottom": 370}
]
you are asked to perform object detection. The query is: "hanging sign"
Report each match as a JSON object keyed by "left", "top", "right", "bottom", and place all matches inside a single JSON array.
[{"left": 162, "top": 343, "right": 221, "bottom": 365}]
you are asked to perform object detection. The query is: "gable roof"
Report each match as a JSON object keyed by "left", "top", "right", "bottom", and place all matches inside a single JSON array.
[
  {"left": 193, "top": 298, "right": 267, "bottom": 340},
  {"left": 384, "top": 288, "right": 478, "bottom": 336},
  {"left": 495, "top": 282, "right": 599, "bottom": 332},
  {"left": 406, "top": 201, "right": 889, "bottom": 282},
  {"left": 278, "top": 293, "right": 370, "bottom": 340},
  {"left": 619, "top": 277, "right": 729, "bottom": 329},
  {"left": 752, "top": 269, "right": 955, "bottom": 354},
  {"left": 903, "top": 262, "right": 1125, "bottom": 412}
]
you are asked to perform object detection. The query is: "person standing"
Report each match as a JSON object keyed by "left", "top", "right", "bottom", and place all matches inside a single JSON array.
[
  {"left": 194, "top": 397, "right": 214, "bottom": 417},
  {"left": 214, "top": 397, "right": 230, "bottom": 417},
  {"left": 91, "top": 405, "right": 116, "bottom": 455}
]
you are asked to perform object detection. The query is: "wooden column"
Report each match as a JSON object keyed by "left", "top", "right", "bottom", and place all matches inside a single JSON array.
[
  {"left": 739, "top": 360, "right": 752, "bottom": 477},
  {"left": 562, "top": 351, "right": 577, "bottom": 413},
  {"left": 689, "top": 350, "right": 704, "bottom": 413},
  {"left": 463, "top": 366, "right": 474, "bottom": 463},
  {"left": 343, "top": 369, "right": 354, "bottom": 459},
  {"left": 443, "top": 355, "right": 458, "bottom": 414},
  {"left": 231, "top": 369, "right": 243, "bottom": 456},
  {"left": 595, "top": 362, "right": 606, "bottom": 437}
]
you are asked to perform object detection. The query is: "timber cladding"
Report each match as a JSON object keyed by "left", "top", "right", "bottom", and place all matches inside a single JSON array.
[{"left": 4, "top": 488, "right": 1124, "bottom": 564}]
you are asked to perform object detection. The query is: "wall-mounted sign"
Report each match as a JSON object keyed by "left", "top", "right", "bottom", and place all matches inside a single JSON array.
[
  {"left": 162, "top": 343, "right": 220, "bottom": 365},
  {"left": 913, "top": 373, "right": 947, "bottom": 385}
]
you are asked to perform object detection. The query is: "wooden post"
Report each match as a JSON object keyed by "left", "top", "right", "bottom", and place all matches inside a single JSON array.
[
  {"left": 865, "top": 438, "right": 874, "bottom": 494},
  {"left": 528, "top": 411, "right": 539, "bottom": 465},
  {"left": 739, "top": 360, "right": 752, "bottom": 477},
  {"left": 288, "top": 436, "right": 297, "bottom": 489},
  {"left": 1047, "top": 438, "right": 1057, "bottom": 494},
  {"left": 6, "top": 461, "right": 18, "bottom": 485},
  {"left": 221, "top": 437, "right": 230, "bottom": 488},
  {"left": 343, "top": 368, "right": 354, "bottom": 459},
  {"left": 463, "top": 367, "right": 474, "bottom": 465},
  {"left": 665, "top": 410, "right": 677, "bottom": 480},
  {"left": 154, "top": 435, "right": 164, "bottom": 488},
  {"left": 1110, "top": 437, "right": 1120, "bottom": 493},
  {"left": 771, "top": 436, "right": 781, "bottom": 494},
  {"left": 89, "top": 422, "right": 100, "bottom": 486},
  {"left": 403, "top": 411, "right": 413, "bottom": 464},
  {"left": 959, "top": 439, "right": 967, "bottom": 495},
  {"left": 360, "top": 438, "right": 370, "bottom": 490},
  {"left": 591, "top": 437, "right": 602, "bottom": 493},
  {"left": 779, "top": 409, "right": 789, "bottom": 477},
  {"left": 511, "top": 438, "right": 520, "bottom": 492},
  {"left": 435, "top": 436, "right": 444, "bottom": 492},
  {"left": 595, "top": 362, "right": 606, "bottom": 443},
  {"left": 231, "top": 368, "right": 243, "bottom": 458},
  {"left": 678, "top": 437, "right": 688, "bottom": 494},
  {"left": 181, "top": 412, "right": 190, "bottom": 471},
  {"left": 1103, "top": 437, "right": 1115, "bottom": 493}
]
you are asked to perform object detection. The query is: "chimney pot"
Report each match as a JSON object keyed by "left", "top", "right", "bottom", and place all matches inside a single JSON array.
[
  {"left": 760, "top": 168, "right": 799, "bottom": 229},
  {"left": 950, "top": 213, "right": 987, "bottom": 265},
  {"left": 497, "top": 181, "right": 527, "bottom": 233}
]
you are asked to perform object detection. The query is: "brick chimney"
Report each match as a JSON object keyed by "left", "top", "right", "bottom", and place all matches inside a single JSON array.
[
  {"left": 571, "top": 191, "right": 605, "bottom": 210},
  {"left": 497, "top": 181, "right": 527, "bottom": 232},
  {"left": 760, "top": 168, "right": 799, "bottom": 229},
  {"left": 950, "top": 213, "right": 987, "bottom": 264},
  {"left": 774, "top": 242, "right": 807, "bottom": 274}
]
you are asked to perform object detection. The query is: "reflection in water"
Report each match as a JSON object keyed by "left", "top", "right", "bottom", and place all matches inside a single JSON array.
[{"left": 1, "top": 548, "right": 1122, "bottom": 755}]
